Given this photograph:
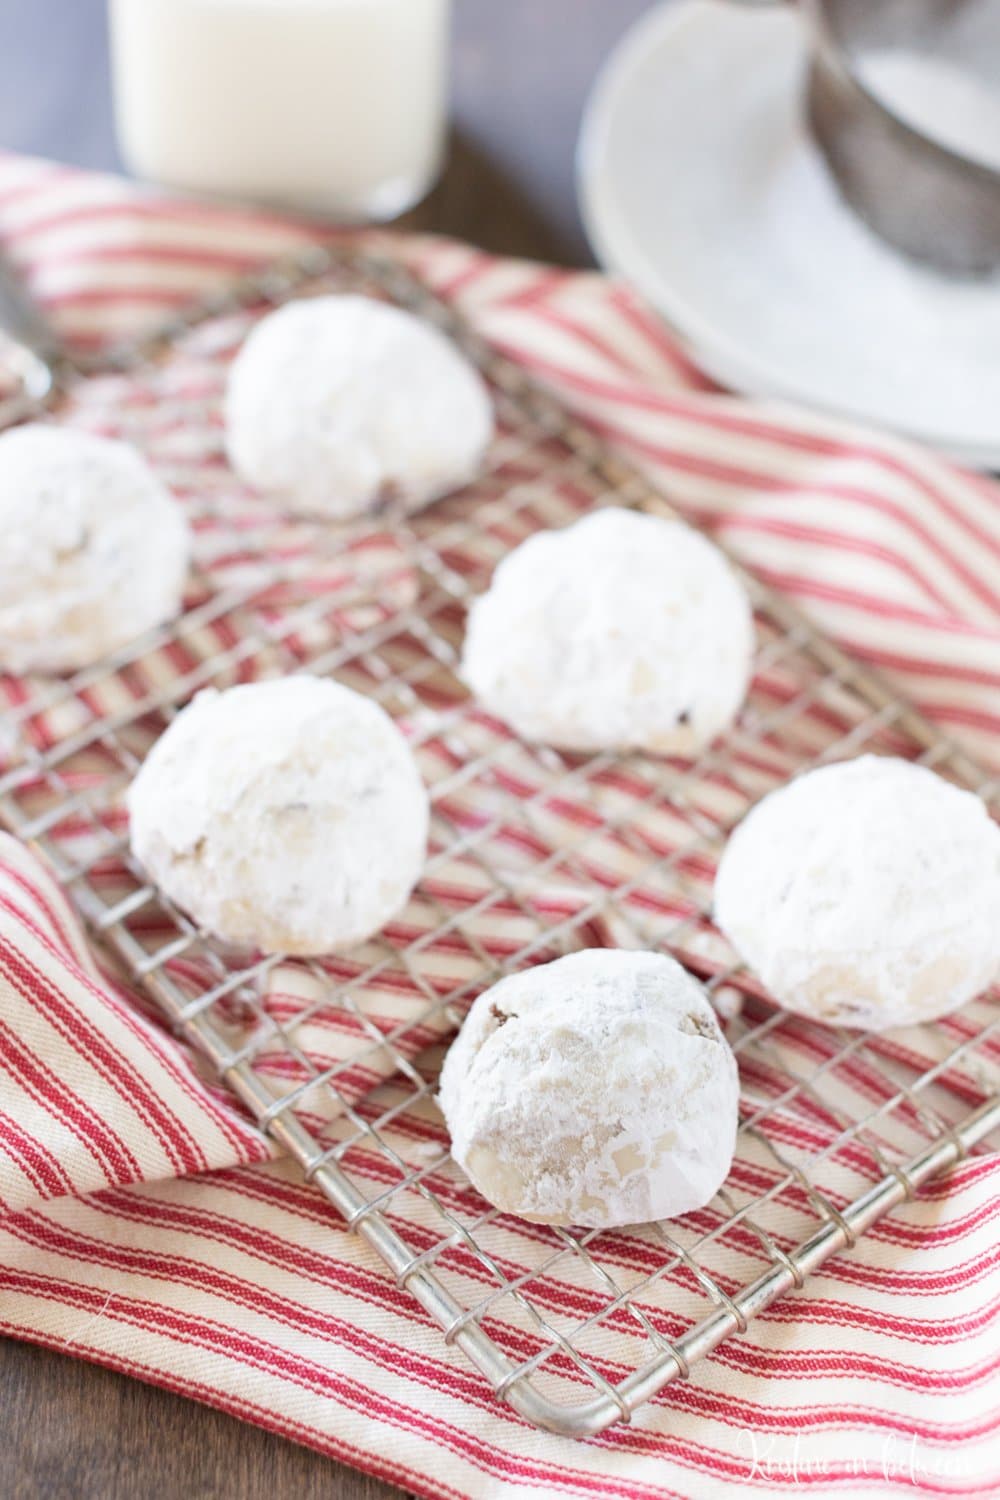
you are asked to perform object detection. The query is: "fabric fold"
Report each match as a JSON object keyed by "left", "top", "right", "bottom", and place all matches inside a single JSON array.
[{"left": 0, "top": 833, "right": 269, "bottom": 1219}]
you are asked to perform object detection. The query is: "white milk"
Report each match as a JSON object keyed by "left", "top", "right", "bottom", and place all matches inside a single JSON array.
[{"left": 108, "top": 0, "right": 451, "bottom": 220}]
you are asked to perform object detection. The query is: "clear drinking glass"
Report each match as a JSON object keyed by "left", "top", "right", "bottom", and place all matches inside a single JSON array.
[{"left": 108, "top": 0, "right": 451, "bottom": 221}]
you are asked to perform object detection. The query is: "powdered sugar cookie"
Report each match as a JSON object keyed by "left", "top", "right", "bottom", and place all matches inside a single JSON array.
[
  {"left": 440, "top": 948, "right": 739, "bottom": 1227},
  {"left": 461, "top": 508, "right": 754, "bottom": 755},
  {"left": 128, "top": 675, "right": 429, "bottom": 955},
  {"left": 714, "top": 756, "right": 1000, "bottom": 1030},
  {"left": 0, "top": 424, "right": 190, "bottom": 674},
  {"left": 225, "top": 294, "right": 493, "bottom": 519}
]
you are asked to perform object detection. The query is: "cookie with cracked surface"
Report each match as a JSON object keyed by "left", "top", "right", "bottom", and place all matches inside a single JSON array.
[
  {"left": 128, "top": 675, "right": 429, "bottom": 955},
  {"left": 439, "top": 948, "right": 739, "bottom": 1228}
]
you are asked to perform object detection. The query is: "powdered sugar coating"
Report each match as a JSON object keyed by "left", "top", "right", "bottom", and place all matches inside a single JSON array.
[
  {"left": 460, "top": 508, "right": 754, "bottom": 754},
  {"left": 128, "top": 676, "right": 429, "bottom": 955},
  {"left": 715, "top": 756, "right": 1000, "bottom": 1031},
  {"left": 439, "top": 948, "right": 739, "bottom": 1228},
  {"left": 225, "top": 294, "right": 494, "bottom": 519},
  {"left": 0, "top": 425, "right": 190, "bottom": 674}
]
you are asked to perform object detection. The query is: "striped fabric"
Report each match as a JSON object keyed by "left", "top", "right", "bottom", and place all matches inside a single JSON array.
[{"left": 0, "top": 152, "right": 998, "bottom": 1498}]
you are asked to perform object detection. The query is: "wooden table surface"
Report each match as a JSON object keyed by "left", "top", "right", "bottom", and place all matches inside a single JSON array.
[{"left": 0, "top": 2, "right": 654, "bottom": 1496}]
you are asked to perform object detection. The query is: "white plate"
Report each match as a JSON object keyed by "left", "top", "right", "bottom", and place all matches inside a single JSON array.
[{"left": 578, "top": 0, "right": 1000, "bottom": 468}]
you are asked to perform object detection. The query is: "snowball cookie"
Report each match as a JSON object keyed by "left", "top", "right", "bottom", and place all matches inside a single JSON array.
[
  {"left": 0, "top": 424, "right": 190, "bottom": 674},
  {"left": 460, "top": 508, "right": 754, "bottom": 755},
  {"left": 439, "top": 949, "right": 739, "bottom": 1227},
  {"left": 128, "top": 675, "right": 429, "bottom": 955},
  {"left": 225, "top": 294, "right": 494, "bottom": 519},
  {"left": 715, "top": 756, "right": 1000, "bottom": 1032}
]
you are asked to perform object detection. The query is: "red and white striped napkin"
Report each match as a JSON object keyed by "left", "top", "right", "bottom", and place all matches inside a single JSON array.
[{"left": 0, "top": 152, "right": 998, "bottom": 1499}]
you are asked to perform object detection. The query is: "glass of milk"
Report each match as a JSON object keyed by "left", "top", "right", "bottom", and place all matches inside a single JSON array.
[{"left": 108, "top": 0, "right": 451, "bottom": 221}]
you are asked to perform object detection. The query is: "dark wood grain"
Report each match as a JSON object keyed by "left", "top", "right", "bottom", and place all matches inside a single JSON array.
[
  {"left": 0, "top": 1337, "right": 416, "bottom": 1500},
  {"left": 0, "top": 2, "right": 655, "bottom": 1496}
]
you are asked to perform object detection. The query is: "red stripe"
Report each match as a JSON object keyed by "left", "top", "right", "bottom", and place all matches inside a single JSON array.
[
  {"left": 433, "top": 249, "right": 504, "bottom": 302},
  {"left": 0, "top": 1107, "right": 74, "bottom": 1199},
  {"left": 94, "top": 1175, "right": 1000, "bottom": 1346},
  {"left": 29, "top": 242, "right": 274, "bottom": 274},
  {"left": 0, "top": 1262, "right": 685, "bottom": 1499},
  {"left": 2, "top": 195, "right": 323, "bottom": 247},
  {"left": 0, "top": 1013, "right": 138, "bottom": 1185},
  {"left": 499, "top": 362, "right": 1000, "bottom": 610},
  {"left": 835, "top": 641, "right": 1000, "bottom": 691},
  {"left": 39, "top": 286, "right": 194, "bottom": 311},
  {"left": 0, "top": 929, "right": 203, "bottom": 1178},
  {"left": 2, "top": 1253, "right": 995, "bottom": 1491},
  {"left": 721, "top": 513, "right": 985, "bottom": 619},
  {"left": 0, "top": 853, "right": 90, "bottom": 966},
  {"left": 753, "top": 565, "right": 998, "bottom": 634},
  {"left": 605, "top": 288, "right": 720, "bottom": 391},
  {"left": 0, "top": 862, "right": 266, "bottom": 1168},
  {"left": 7, "top": 1228, "right": 994, "bottom": 1489},
  {"left": 500, "top": 326, "right": 1000, "bottom": 559},
  {"left": 82, "top": 1152, "right": 1000, "bottom": 1356}
]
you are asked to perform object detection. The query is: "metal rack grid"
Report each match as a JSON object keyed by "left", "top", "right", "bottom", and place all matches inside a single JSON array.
[{"left": 0, "top": 245, "right": 997, "bottom": 1439}]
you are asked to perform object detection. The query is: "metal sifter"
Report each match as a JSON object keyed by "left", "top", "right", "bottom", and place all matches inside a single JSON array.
[{"left": 740, "top": 0, "right": 1000, "bottom": 276}]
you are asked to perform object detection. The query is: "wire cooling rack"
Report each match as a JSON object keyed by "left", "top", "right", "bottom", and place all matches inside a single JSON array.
[{"left": 0, "top": 245, "right": 998, "bottom": 1439}]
